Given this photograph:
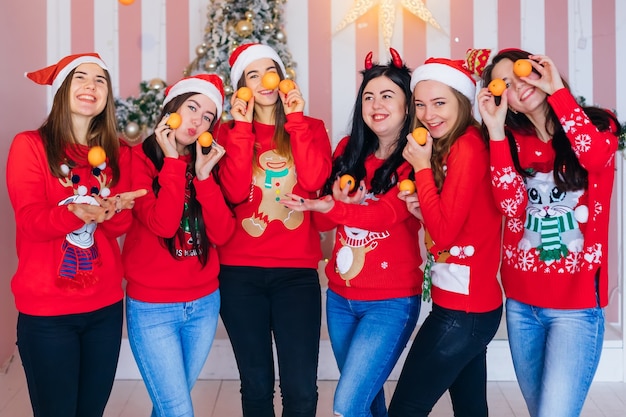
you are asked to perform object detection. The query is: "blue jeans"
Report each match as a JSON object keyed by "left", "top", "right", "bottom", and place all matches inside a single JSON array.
[
  {"left": 506, "top": 298, "right": 604, "bottom": 417},
  {"left": 219, "top": 266, "right": 321, "bottom": 417},
  {"left": 388, "top": 303, "right": 502, "bottom": 417},
  {"left": 17, "top": 301, "right": 123, "bottom": 417},
  {"left": 126, "top": 290, "right": 220, "bottom": 417},
  {"left": 327, "top": 288, "right": 420, "bottom": 417}
]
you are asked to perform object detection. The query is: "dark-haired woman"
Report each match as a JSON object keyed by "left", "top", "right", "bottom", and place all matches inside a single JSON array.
[
  {"left": 122, "top": 74, "right": 235, "bottom": 417},
  {"left": 477, "top": 49, "right": 621, "bottom": 417},
  {"left": 282, "top": 50, "right": 422, "bottom": 417}
]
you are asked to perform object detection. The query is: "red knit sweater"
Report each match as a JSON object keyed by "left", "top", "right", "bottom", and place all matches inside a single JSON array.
[
  {"left": 490, "top": 88, "right": 618, "bottom": 309},
  {"left": 216, "top": 112, "right": 332, "bottom": 269},
  {"left": 6, "top": 131, "right": 133, "bottom": 316},
  {"left": 416, "top": 126, "right": 503, "bottom": 313},
  {"left": 317, "top": 137, "right": 423, "bottom": 301},
  {"left": 122, "top": 147, "right": 235, "bottom": 303}
]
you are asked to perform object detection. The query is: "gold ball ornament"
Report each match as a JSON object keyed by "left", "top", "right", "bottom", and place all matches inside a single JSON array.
[
  {"left": 263, "top": 22, "right": 274, "bottom": 32},
  {"left": 195, "top": 45, "right": 207, "bottom": 57},
  {"left": 148, "top": 78, "right": 166, "bottom": 91},
  {"left": 204, "top": 61, "right": 217, "bottom": 71},
  {"left": 235, "top": 19, "right": 254, "bottom": 37},
  {"left": 245, "top": 10, "right": 254, "bottom": 20},
  {"left": 275, "top": 30, "right": 286, "bottom": 43},
  {"left": 124, "top": 121, "right": 142, "bottom": 140},
  {"left": 285, "top": 67, "right": 296, "bottom": 80},
  {"left": 223, "top": 85, "right": 233, "bottom": 95}
]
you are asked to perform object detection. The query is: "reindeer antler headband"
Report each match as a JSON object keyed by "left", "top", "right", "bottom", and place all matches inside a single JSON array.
[{"left": 364, "top": 48, "right": 405, "bottom": 70}]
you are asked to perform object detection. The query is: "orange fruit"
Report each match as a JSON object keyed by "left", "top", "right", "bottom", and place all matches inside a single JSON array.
[
  {"left": 279, "top": 79, "right": 295, "bottom": 94},
  {"left": 88, "top": 146, "right": 107, "bottom": 167},
  {"left": 339, "top": 174, "right": 356, "bottom": 192},
  {"left": 236, "top": 87, "right": 253, "bottom": 102},
  {"left": 412, "top": 127, "right": 428, "bottom": 145},
  {"left": 398, "top": 179, "right": 416, "bottom": 193},
  {"left": 118, "top": 0, "right": 135, "bottom": 5},
  {"left": 261, "top": 72, "right": 280, "bottom": 90},
  {"left": 198, "top": 132, "right": 213, "bottom": 147},
  {"left": 488, "top": 79, "right": 507, "bottom": 96},
  {"left": 166, "top": 112, "right": 182, "bottom": 129},
  {"left": 513, "top": 59, "right": 532, "bottom": 77}
]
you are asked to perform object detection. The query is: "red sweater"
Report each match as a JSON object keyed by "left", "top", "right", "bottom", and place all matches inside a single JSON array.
[
  {"left": 317, "top": 137, "right": 423, "bottom": 301},
  {"left": 490, "top": 88, "right": 618, "bottom": 308},
  {"left": 416, "top": 126, "right": 503, "bottom": 313},
  {"left": 6, "top": 131, "right": 133, "bottom": 316},
  {"left": 216, "top": 112, "right": 332, "bottom": 269},
  {"left": 122, "top": 147, "right": 235, "bottom": 303}
]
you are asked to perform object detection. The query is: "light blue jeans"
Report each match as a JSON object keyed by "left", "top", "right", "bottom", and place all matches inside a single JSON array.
[
  {"left": 126, "top": 290, "right": 220, "bottom": 417},
  {"left": 327, "top": 289, "right": 420, "bottom": 417},
  {"left": 506, "top": 298, "right": 604, "bottom": 417}
]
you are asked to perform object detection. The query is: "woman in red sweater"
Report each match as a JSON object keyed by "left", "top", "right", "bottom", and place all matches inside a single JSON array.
[
  {"left": 477, "top": 49, "right": 620, "bottom": 417},
  {"left": 7, "top": 53, "right": 145, "bottom": 417},
  {"left": 388, "top": 56, "right": 504, "bottom": 417},
  {"left": 216, "top": 43, "right": 332, "bottom": 416},
  {"left": 282, "top": 50, "right": 422, "bottom": 416},
  {"left": 122, "top": 74, "right": 235, "bottom": 416}
]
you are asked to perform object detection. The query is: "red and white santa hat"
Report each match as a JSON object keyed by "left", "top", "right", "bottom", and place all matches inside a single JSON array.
[
  {"left": 228, "top": 43, "right": 286, "bottom": 90},
  {"left": 25, "top": 52, "right": 108, "bottom": 97},
  {"left": 163, "top": 74, "right": 225, "bottom": 118},
  {"left": 410, "top": 57, "right": 478, "bottom": 104}
]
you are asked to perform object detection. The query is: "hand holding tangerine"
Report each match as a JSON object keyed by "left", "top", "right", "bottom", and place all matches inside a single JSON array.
[
  {"left": 198, "top": 132, "right": 213, "bottom": 155},
  {"left": 261, "top": 72, "right": 280, "bottom": 90},
  {"left": 412, "top": 127, "right": 428, "bottom": 145},
  {"left": 88, "top": 146, "right": 107, "bottom": 167},
  {"left": 166, "top": 112, "right": 182, "bottom": 129},
  {"left": 279, "top": 79, "right": 295, "bottom": 94},
  {"left": 488, "top": 79, "right": 507, "bottom": 105},
  {"left": 339, "top": 174, "right": 356, "bottom": 192},
  {"left": 398, "top": 179, "right": 416, "bottom": 194},
  {"left": 236, "top": 87, "right": 253, "bottom": 102},
  {"left": 513, "top": 59, "right": 532, "bottom": 77}
]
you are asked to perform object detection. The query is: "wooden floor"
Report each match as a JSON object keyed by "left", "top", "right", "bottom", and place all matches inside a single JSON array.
[{"left": 1, "top": 354, "right": 626, "bottom": 417}]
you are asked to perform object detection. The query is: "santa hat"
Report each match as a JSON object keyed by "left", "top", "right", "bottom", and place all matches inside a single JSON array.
[
  {"left": 25, "top": 53, "right": 108, "bottom": 97},
  {"left": 228, "top": 43, "right": 286, "bottom": 90},
  {"left": 411, "top": 57, "right": 479, "bottom": 104},
  {"left": 163, "top": 74, "right": 225, "bottom": 118}
]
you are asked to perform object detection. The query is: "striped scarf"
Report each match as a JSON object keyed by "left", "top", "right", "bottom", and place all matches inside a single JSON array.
[{"left": 525, "top": 211, "right": 576, "bottom": 261}]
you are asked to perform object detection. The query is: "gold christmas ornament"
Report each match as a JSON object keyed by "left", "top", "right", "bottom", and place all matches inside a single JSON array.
[
  {"left": 244, "top": 10, "right": 254, "bottom": 20},
  {"left": 285, "top": 67, "right": 296, "bottom": 80},
  {"left": 148, "top": 78, "right": 166, "bottom": 91},
  {"left": 263, "top": 22, "right": 274, "bottom": 32},
  {"left": 196, "top": 45, "right": 207, "bottom": 56},
  {"left": 275, "top": 30, "right": 286, "bottom": 42},
  {"left": 235, "top": 19, "right": 254, "bottom": 37},
  {"left": 224, "top": 85, "right": 233, "bottom": 95},
  {"left": 204, "top": 61, "right": 217, "bottom": 71},
  {"left": 124, "top": 121, "right": 142, "bottom": 140}
]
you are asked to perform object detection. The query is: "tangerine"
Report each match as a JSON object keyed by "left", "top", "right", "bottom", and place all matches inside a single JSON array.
[
  {"left": 88, "top": 146, "right": 107, "bottom": 167},
  {"left": 513, "top": 59, "right": 532, "bottom": 77},
  {"left": 236, "top": 87, "right": 253, "bottom": 102},
  {"left": 488, "top": 79, "right": 507, "bottom": 96},
  {"left": 412, "top": 127, "right": 428, "bottom": 145},
  {"left": 339, "top": 174, "right": 356, "bottom": 192},
  {"left": 166, "top": 112, "right": 182, "bottom": 129},
  {"left": 119, "top": 0, "right": 135, "bottom": 5},
  {"left": 198, "top": 132, "right": 213, "bottom": 147},
  {"left": 261, "top": 72, "right": 280, "bottom": 90},
  {"left": 398, "top": 179, "right": 416, "bottom": 193},
  {"left": 279, "top": 79, "right": 295, "bottom": 94}
]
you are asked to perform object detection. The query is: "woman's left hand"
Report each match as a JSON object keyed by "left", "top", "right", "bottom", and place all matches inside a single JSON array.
[
  {"left": 403, "top": 131, "right": 432, "bottom": 172},
  {"left": 524, "top": 54, "right": 565, "bottom": 96},
  {"left": 195, "top": 139, "right": 226, "bottom": 181},
  {"left": 280, "top": 82, "right": 305, "bottom": 115}
]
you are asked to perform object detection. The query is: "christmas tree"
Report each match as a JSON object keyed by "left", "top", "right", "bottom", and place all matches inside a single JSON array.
[
  {"left": 115, "top": 78, "right": 167, "bottom": 144},
  {"left": 185, "top": 0, "right": 297, "bottom": 118}
]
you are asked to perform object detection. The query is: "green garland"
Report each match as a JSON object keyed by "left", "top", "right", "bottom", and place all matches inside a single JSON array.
[{"left": 114, "top": 79, "right": 167, "bottom": 138}]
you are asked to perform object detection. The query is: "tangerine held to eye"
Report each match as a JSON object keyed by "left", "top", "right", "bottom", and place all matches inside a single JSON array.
[
  {"left": 166, "top": 112, "right": 182, "bottom": 129},
  {"left": 279, "top": 79, "right": 295, "bottom": 94},
  {"left": 339, "top": 174, "right": 356, "bottom": 192},
  {"left": 88, "top": 146, "right": 107, "bottom": 167},
  {"left": 488, "top": 79, "right": 507, "bottom": 97},
  {"left": 513, "top": 59, "right": 533, "bottom": 77},
  {"left": 236, "top": 87, "right": 253, "bottom": 102},
  {"left": 398, "top": 179, "right": 416, "bottom": 193},
  {"left": 198, "top": 132, "right": 213, "bottom": 147},
  {"left": 412, "top": 127, "right": 428, "bottom": 145},
  {"left": 261, "top": 72, "right": 281, "bottom": 90}
]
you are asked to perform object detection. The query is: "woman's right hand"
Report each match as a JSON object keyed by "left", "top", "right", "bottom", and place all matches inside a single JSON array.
[
  {"left": 397, "top": 190, "right": 423, "bottom": 221},
  {"left": 477, "top": 87, "right": 508, "bottom": 141},
  {"left": 230, "top": 93, "right": 254, "bottom": 123},
  {"left": 331, "top": 177, "right": 367, "bottom": 205},
  {"left": 155, "top": 114, "right": 180, "bottom": 158}
]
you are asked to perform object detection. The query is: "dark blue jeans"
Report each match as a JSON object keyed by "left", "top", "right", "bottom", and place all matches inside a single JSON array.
[
  {"left": 389, "top": 303, "right": 503, "bottom": 417},
  {"left": 17, "top": 301, "right": 123, "bottom": 417},
  {"left": 219, "top": 266, "right": 321, "bottom": 417}
]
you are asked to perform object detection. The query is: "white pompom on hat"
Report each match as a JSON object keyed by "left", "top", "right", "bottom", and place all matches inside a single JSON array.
[
  {"left": 25, "top": 52, "right": 108, "bottom": 97},
  {"left": 410, "top": 57, "right": 477, "bottom": 104},
  {"left": 163, "top": 74, "right": 225, "bottom": 119},
  {"left": 228, "top": 43, "right": 286, "bottom": 91}
]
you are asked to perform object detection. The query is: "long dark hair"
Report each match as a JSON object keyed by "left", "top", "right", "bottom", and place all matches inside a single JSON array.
[
  {"left": 142, "top": 92, "right": 218, "bottom": 266},
  {"left": 323, "top": 58, "right": 413, "bottom": 195},
  {"left": 481, "top": 48, "right": 620, "bottom": 191},
  {"left": 39, "top": 66, "right": 121, "bottom": 185}
]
